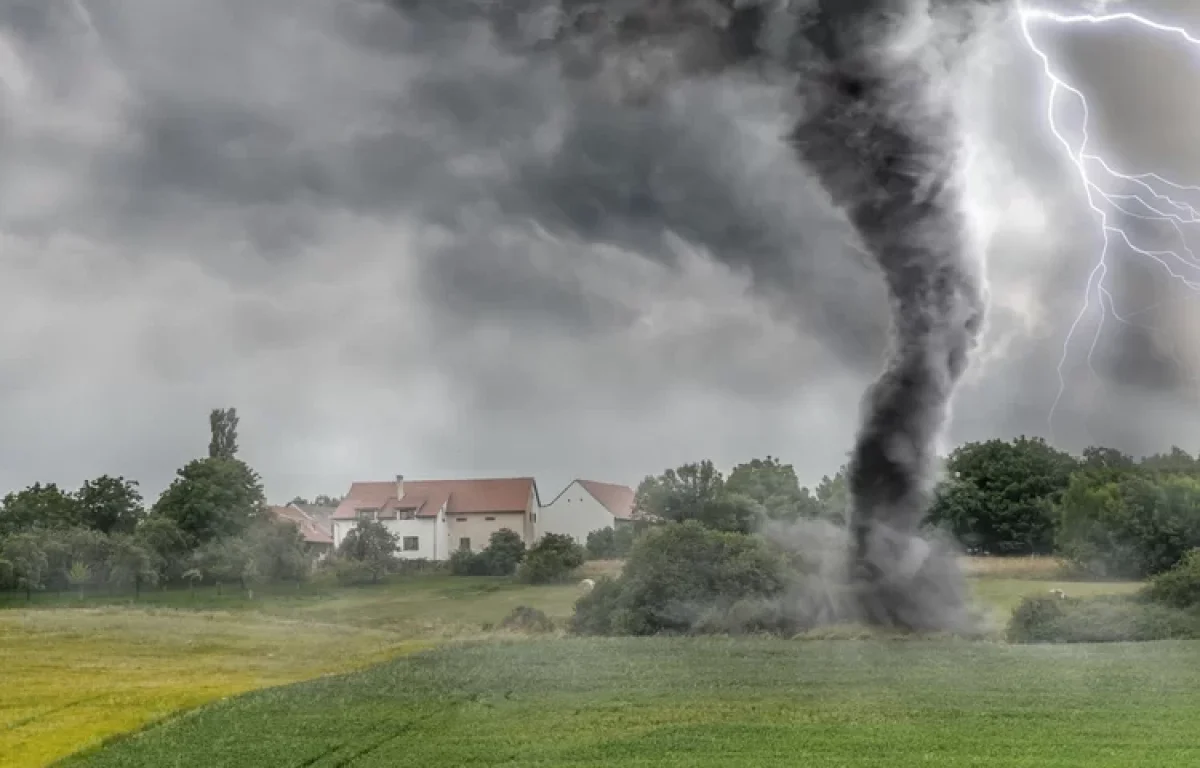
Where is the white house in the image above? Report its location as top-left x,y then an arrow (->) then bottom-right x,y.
331,476 -> 539,561
537,479 -> 636,546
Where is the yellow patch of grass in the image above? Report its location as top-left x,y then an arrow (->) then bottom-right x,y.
0,609 -> 424,768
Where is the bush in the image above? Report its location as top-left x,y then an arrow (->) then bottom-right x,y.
1144,549 -> 1200,609
327,557 -> 378,586
571,521 -> 791,636
571,577 -> 626,635
585,526 -> 635,560
449,529 -> 527,577
520,534 -> 586,584
498,605 -> 555,633
480,529 -> 526,576
1007,594 -> 1200,643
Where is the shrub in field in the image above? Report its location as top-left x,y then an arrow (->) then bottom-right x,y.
498,605 -> 555,633
1144,549 -> 1200,609
449,530 -> 526,577
520,534 -> 586,584
1007,594 -> 1200,643
571,521 -> 791,636
449,548 -> 485,576
327,558 -> 378,586
480,529 -> 526,576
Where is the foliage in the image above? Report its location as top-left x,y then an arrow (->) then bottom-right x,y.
483,529 -> 527,576
1,533 -> 49,598
571,521 -> 790,636
75,475 -> 145,535
195,537 -> 256,590
634,460 -> 761,534
520,533 -> 586,584
0,483 -> 81,536
726,456 -> 823,522
244,519 -> 311,584
814,465 -> 850,524
208,407 -> 240,460
585,526 -> 636,559
135,515 -> 192,583
1056,471 -> 1200,579
106,535 -> 158,595
1144,548 -> 1200,609
336,520 -> 398,583
498,605 -> 555,633
926,436 -> 1079,554
1007,594 -> 1200,643
152,458 -> 267,546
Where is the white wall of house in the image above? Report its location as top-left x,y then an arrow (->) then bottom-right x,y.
536,481 -> 615,546
447,512 -> 528,553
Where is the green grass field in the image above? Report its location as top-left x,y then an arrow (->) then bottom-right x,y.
0,560 -> 1161,767
63,638 -> 1200,767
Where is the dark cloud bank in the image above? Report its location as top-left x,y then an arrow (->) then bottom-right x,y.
1,0 -> 1198,508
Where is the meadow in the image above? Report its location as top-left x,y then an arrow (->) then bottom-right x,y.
0,558 -> 1159,767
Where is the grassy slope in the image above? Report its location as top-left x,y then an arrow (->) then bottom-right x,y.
0,578 -> 586,767
0,561 -> 1142,767
66,637 -> 1200,768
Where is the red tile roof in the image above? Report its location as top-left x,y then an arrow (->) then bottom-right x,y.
269,505 -> 334,545
332,478 -> 536,520
578,480 -> 636,520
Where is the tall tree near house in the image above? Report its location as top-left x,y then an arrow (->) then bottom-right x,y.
726,456 -> 824,522
153,458 -> 267,546
208,408 -> 240,460
634,461 -> 760,534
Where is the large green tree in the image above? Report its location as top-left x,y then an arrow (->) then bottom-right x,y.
134,515 -> 192,583
153,458 -> 267,546
0,483 -> 80,536
726,456 -> 823,522
925,436 -> 1079,555
76,475 -> 144,535
1057,471 -> 1200,579
634,460 -> 760,534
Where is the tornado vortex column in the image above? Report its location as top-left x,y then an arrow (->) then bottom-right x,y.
790,0 -> 986,630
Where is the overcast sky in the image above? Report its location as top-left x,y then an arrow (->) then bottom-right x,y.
2,0 -> 1199,504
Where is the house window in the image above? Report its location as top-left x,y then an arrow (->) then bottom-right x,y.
459,537 -> 471,551
403,536 -> 419,552
456,517 -> 467,522
485,516 -> 495,521
356,508 -> 376,521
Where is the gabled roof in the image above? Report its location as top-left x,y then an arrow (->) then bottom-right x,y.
270,505 -> 334,545
577,480 -> 636,520
332,478 -> 537,520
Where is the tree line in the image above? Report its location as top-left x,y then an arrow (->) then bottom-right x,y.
627,440 -> 1200,580
0,409 -> 317,599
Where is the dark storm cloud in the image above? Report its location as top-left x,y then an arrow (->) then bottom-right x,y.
0,0 -> 1198,504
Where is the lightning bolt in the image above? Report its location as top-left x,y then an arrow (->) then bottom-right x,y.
1015,4 -> 1200,435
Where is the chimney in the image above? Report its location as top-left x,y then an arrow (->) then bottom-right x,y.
395,474 -> 405,500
